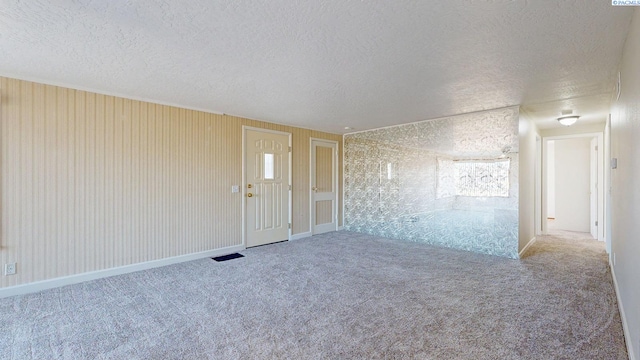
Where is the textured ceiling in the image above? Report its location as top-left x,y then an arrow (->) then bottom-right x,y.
0,1 -> 633,134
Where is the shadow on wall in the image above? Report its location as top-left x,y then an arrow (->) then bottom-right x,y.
344,107 -> 520,258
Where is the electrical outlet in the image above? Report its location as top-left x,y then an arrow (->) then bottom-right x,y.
4,263 -> 16,276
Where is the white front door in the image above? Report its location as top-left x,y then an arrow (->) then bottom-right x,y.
245,128 -> 290,247
311,139 -> 338,235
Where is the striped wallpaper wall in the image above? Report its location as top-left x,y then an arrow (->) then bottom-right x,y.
0,76 -> 342,288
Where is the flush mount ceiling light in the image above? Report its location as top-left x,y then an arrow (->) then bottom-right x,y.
557,115 -> 579,126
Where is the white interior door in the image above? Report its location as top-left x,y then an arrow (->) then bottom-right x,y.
245,128 -> 290,247
590,137 -> 598,239
311,139 -> 338,235
553,138 -> 591,232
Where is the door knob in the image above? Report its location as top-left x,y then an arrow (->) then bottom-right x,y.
247,193 -> 253,197
247,184 -> 252,189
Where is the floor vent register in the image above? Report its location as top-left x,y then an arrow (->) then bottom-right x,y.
212,253 -> 245,262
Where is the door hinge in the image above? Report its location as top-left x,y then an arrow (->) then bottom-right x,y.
289,184 -> 292,191
288,223 -> 291,229
289,146 -> 292,152
595,221 -> 598,226
595,145 -> 598,151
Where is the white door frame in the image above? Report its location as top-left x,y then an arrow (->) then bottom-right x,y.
589,137 -> 598,238
309,138 -> 339,235
604,115 -> 612,254
542,132 -> 604,241
242,126 -> 292,248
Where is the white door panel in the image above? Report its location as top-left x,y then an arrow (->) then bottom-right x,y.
245,129 -> 290,247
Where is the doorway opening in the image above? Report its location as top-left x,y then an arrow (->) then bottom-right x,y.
542,133 -> 604,242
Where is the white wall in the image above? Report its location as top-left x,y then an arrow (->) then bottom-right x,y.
518,112 -> 539,253
540,123 -> 605,137
610,8 -> 640,360
546,141 -> 556,218
553,138 -> 591,233
605,117 -> 612,253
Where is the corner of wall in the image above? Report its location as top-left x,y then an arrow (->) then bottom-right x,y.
518,112 -> 539,253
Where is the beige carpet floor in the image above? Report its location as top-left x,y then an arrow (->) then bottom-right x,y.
0,230 -> 628,359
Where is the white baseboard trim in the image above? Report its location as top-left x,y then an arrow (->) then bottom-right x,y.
518,237 -> 537,258
337,226 -> 344,231
611,263 -> 636,360
290,231 -> 312,241
0,244 -> 245,299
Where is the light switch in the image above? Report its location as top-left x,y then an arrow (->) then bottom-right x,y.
231,185 -> 239,193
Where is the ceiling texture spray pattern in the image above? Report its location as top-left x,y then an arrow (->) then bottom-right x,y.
0,1 -> 633,133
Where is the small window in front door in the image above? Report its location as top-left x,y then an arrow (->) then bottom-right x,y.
264,153 -> 275,180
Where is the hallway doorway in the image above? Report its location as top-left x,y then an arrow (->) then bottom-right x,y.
543,133 -> 604,241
